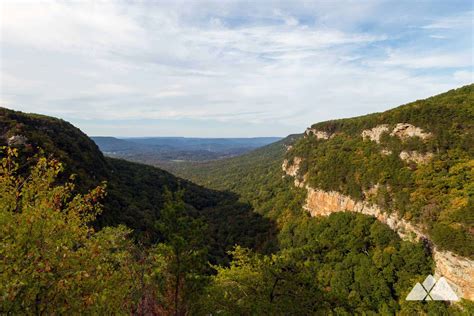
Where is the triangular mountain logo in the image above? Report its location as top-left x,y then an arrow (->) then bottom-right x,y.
406,275 -> 459,301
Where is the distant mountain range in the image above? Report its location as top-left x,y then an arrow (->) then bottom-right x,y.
91,136 -> 281,163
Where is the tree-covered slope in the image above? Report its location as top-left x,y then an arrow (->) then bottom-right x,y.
0,108 -> 109,190
199,212 -> 448,315
287,84 -> 473,257
167,85 -> 474,258
164,134 -> 303,218
0,108 -> 277,263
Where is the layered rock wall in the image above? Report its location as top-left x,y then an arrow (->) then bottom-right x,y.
303,187 -> 474,300
285,122 -> 471,300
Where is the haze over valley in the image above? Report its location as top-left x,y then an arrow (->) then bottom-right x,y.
92,136 -> 281,164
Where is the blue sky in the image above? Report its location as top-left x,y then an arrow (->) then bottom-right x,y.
0,0 -> 472,137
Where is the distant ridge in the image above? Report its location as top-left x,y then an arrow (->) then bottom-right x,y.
92,136 -> 282,162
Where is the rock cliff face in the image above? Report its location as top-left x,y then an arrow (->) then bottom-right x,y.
305,128 -> 332,140
286,118 -> 471,300
361,123 -> 432,143
301,187 -> 474,300
391,123 -> 432,140
361,125 -> 390,143
433,251 -> 474,301
282,157 -> 306,188
303,187 -> 425,240
282,157 -> 473,300
282,157 -> 302,177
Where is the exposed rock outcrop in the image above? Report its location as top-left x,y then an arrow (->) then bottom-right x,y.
7,135 -> 28,146
282,157 -> 302,177
288,121 -> 470,300
305,128 -> 332,140
282,157 -> 307,187
303,187 -> 425,240
434,250 -> 474,301
294,173 -> 307,188
361,125 -> 390,143
381,149 -> 392,156
391,123 -> 432,140
362,123 -> 432,143
302,187 -> 474,300
399,151 -> 434,164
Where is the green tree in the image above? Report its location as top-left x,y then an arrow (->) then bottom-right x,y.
200,213 -> 455,315
154,189 -> 208,315
0,148 -> 150,314
199,246 -> 328,315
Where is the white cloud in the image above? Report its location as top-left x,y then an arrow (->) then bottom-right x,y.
0,1 -> 472,137
378,51 -> 472,69
1,1 -> 146,55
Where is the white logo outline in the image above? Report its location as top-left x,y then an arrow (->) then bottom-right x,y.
406,275 -> 459,301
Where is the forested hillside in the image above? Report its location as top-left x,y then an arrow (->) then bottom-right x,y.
169,85 -> 474,258
165,134 -> 302,218
287,84 -> 474,258
166,85 -> 474,307
0,108 -> 277,264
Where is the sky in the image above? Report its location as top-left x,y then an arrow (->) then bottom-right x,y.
0,0 -> 472,137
